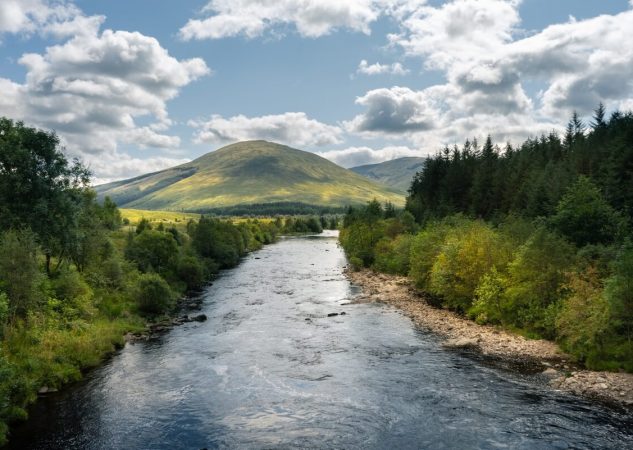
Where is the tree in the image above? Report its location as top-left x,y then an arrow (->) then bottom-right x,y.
0,118 -> 91,274
591,102 -> 607,130
550,176 -> 624,247
135,273 -> 174,316
125,230 -> 178,274
0,230 -> 43,319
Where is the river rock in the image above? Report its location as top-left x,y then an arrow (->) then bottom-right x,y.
192,314 -> 207,322
443,337 -> 479,349
542,368 -> 559,377
327,312 -> 339,317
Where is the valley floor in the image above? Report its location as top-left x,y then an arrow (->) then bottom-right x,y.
346,268 -> 633,409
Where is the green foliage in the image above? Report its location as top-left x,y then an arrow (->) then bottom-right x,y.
0,118 -> 91,274
192,217 -> 242,268
342,104 -> 633,374
0,354 -> 29,447
0,293 -> 8,338
125,230 -> 178,274
409,220 -> 453,290
502,227 -> 575,338
136,218 -> 152,234
134,273 -> 175,316
100,197 -> 122,230
471,268 -> 506,325
550,176 -> 625,247
0,230 -> 44,319
603,242 -> 633,368
283,216 -> 323,234
407,108 -> 633,225
373,234 -> 413,275
557,266 -> 611,367
428,220 -> 512,312
177,256 -> 205,290
339,221 -> 385,267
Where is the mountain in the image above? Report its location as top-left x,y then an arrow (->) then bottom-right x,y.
350,157 -> 425,192
95,141 -> 405,211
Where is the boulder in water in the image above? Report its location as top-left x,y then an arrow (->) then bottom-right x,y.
443,337 -> 479,349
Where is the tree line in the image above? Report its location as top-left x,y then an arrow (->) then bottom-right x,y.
341,105 -> 633,373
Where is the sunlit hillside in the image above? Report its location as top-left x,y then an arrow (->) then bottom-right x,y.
96,141 -> 405,211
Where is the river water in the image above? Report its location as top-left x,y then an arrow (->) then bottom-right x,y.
7,232 -> 633,449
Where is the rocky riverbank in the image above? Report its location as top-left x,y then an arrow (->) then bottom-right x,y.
346,267 -> 633,409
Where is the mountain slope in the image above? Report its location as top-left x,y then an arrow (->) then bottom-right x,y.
96,141 -> 404,211
350,157 -> 425,192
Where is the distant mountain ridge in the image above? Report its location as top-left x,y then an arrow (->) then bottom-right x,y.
350,156 -> 425,192
95,141 -> 404,211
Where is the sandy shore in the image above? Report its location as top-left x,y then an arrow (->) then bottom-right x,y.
346,267 -> 633,409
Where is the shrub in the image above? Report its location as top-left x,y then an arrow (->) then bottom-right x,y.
49,269 -> 94,319
428,220 -> 513,312
557,266 -> 610,365
502,226 -> 575,338
339,221 -> 385,267
373,234 -> 413,275
125,230 -> 178,274
177,256 -> 206,290
470,267 -> 506,324
409,221 -> 452,289
135,273 -> 175,316
0,293 -> 8,338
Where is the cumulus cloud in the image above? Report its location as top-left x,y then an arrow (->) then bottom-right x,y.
318,145 -> 423,167
357,59 -> 409,76
0,26 -> 209,158
343,1 -> 633,152
345,86 -> 441,135
179,0 -> 390,40
0,0 -> 103,38
392,0 -> 521,70
88,153 -> 191,186
190,112 -> 343,147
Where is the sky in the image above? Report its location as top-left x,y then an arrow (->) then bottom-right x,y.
1,0 -> 632,184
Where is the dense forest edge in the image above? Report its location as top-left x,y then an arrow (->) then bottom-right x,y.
0,118 -> 334,445
340,104 -> 633,376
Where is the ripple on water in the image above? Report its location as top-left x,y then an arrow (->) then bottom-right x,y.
6,234 -> 633,450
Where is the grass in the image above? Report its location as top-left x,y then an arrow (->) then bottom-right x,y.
99,141 -> 405,211
120,208 -> 201,225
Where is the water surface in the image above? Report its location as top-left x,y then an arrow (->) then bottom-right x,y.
8,232 -> 633,449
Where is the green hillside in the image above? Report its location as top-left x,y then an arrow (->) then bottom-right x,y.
95,141 -> 404,211
350,157 -> 425,192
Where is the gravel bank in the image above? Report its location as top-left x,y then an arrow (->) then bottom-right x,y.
346,267 -> 633,409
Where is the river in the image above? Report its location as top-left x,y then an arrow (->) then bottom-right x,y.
7,232 -> 633,449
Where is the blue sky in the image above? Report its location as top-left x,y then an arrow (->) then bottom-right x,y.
1,0 -> 632,183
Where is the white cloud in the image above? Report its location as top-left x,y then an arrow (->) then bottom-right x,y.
0,0 -> 103,38
345,86 -> 442,136
180,0 -> 392,40
0,26 -> 209,158
357,59 -> 409,76
318,145 -> 423,167
392,0 -> 521,70
88,153 -> 191,185
190,112 -> 343,147
344,1 -> 633,153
